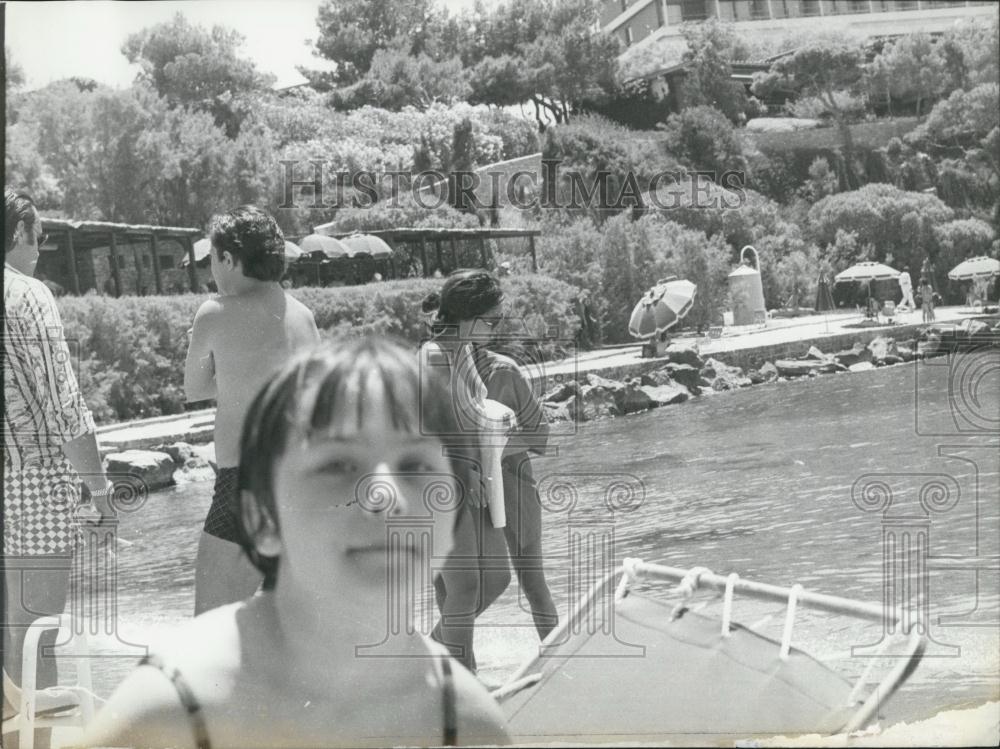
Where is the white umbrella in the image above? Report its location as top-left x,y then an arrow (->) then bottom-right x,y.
299,234 -> 352,258
834,262 -> 900,283
947,256 -> 1000,281
341,234 -> 394,259
628,278 -> 697,339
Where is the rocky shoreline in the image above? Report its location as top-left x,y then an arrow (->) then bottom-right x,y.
541,318 -> 1000,423
100,318 -> 999,489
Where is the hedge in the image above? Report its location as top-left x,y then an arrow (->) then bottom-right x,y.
58,275 -> 581,425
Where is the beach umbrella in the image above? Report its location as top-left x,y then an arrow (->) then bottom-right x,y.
628,278 -> 697,339
298,234 -> 352,259
947,256 -> 1000,281
834,262 -> 900,307
182,238 -> 302,266
833,261 -> 900,283
341,233 -> 394,259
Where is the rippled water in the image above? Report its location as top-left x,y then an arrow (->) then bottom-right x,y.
81,358 -> 999,725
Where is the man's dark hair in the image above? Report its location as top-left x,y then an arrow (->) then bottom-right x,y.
5,188 -> 37,254
209,205 -> 285,282
236,336 -> 473,589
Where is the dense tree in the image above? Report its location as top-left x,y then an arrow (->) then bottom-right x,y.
5,45 -> 25,92
866,33 -> 947,117
658,105 -> 745,177
122,13 -> 273,136
329,41 -> 470,110
753,41 -> 865,186
676,21 -> 749,124
302,0 -> 440,87
466,0 -> 619,131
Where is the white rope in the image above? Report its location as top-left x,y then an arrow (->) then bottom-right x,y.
721,572 -> 740,637
616,557 -> 644,601
669,566 -> 713,621
779,584 -> 804,660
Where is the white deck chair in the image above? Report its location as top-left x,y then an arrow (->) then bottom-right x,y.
2,614 -> 101,749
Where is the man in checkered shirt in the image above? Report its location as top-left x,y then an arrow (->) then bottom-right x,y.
4,189 -> 114,742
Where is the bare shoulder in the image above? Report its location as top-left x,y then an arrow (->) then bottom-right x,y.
193,297 -> 223,324
78,664 -> 197,749
450,663 -> 512,746
81,604 -> 244,748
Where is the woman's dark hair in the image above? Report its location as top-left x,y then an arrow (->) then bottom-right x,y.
236,336 -> 472,589
5,188 -> 37,254
421,268 -> 504,325
209,205 -> 285,282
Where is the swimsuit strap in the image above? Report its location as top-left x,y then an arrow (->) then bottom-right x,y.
139,654 -> 212,749
439,653 -> 458,746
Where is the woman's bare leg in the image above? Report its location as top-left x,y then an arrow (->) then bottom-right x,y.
503,529 -> 558,641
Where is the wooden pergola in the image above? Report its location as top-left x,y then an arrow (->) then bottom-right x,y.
313,226 -> 542,276
39,218 -> 203,296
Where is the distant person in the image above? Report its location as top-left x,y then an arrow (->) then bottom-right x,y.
185,206 -> 320,615
83,338 -> 510,748
898,267 -> 916,311
918,277 -> 936,322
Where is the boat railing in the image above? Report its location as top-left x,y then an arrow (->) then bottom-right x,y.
495,557 -> 927,735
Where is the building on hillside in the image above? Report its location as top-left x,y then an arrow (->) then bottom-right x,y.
35,218 -> 204,297
602,1 -> 997,50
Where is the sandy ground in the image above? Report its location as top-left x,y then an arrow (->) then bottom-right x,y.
747,700 -> 999,748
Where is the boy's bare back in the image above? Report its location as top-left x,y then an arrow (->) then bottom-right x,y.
185,286 -> 319,467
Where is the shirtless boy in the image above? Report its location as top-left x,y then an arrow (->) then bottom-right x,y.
184,206 -> 319,615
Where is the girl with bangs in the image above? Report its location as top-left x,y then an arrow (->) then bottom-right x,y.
82,338 -> 509,748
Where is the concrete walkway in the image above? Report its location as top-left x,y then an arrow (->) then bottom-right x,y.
95,306 -> 989,452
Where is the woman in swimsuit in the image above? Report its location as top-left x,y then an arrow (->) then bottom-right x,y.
81,338 -> 509,748
420,271 -> 517,675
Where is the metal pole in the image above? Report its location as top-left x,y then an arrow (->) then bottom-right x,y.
528,234 -> 538,273
150,234 -> 163,295
419,238 -> 429,277
109,232 -> 122,297
478,233 -> 487,268
65,229 -> 80,295
449,236 -> 459,270
131,238 -> 144,295
185,237 -> 198,293
435,240 -> 443,274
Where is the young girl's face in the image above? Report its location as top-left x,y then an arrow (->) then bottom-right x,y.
270,370 -> 459,596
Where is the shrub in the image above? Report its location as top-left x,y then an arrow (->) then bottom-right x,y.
59,275 -> 580,424
657,105 -> 746,176
807,183 -> 955,271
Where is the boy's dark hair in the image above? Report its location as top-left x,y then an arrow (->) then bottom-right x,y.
236,336 -> 473,589
421,268 -> 504,325
5,188 -> 37,254
209,205 -> 285,282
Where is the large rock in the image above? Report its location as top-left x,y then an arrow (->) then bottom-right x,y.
665,363 -> 701,393
173,456 -> 217,485
758,362 -> 780,382
615,380 -> 657,415
833,342 -> 872,368
640,367 -> 673,387
578,385 -> 619,421
190,442 -> 218,472
639,382 -> 689,406
105,450 -> 175,491
959,318 -> 993,346
805,345 -> 828,360
917,332 -> 943,358
774,359 -> 843,377
586,373 -> 625,392
544,396 -> 576,423
701,357 -> 751,391
544,380 -> 580,404
849,362 -> 876,373
896,344 -> 915,362
155,441 -> 194,465
868,336 -> 899,365
665,343 -> 704,370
